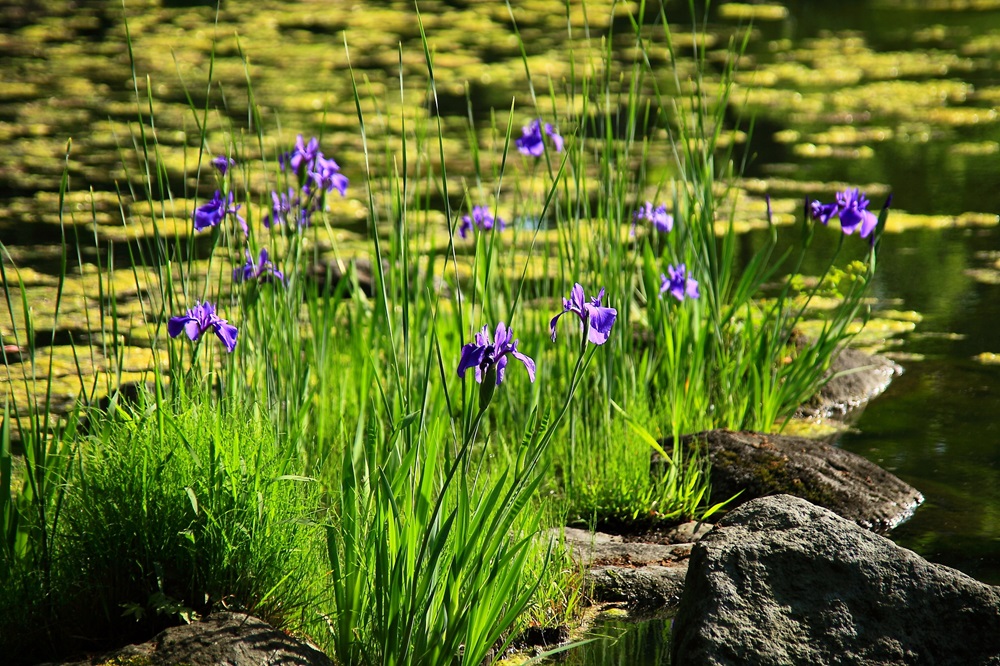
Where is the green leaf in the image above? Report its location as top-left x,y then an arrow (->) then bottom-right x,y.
609,399 -> 671,461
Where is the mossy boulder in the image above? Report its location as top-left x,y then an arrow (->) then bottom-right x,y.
662,429 -> 923,533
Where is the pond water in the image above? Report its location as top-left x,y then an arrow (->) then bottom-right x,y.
2,0 -> 1000,662
729,1 -> 1000,588
551,616 -> 673,665
842,224 -> 1000,586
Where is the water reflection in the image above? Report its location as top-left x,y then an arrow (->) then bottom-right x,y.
547,617 -> 672,666
838,224 -> 1000,583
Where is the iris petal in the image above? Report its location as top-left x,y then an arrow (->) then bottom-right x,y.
585,305 -> 617,345
511,348 -> 535,382
457,342 -> 487,378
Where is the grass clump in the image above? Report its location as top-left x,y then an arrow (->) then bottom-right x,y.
0,389 -> 324,662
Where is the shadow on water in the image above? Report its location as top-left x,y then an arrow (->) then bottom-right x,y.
547,617 -> 673,666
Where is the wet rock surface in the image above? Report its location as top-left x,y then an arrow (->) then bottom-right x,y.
665,429 -> 924,532
560,523 -> 711,611
38,612 -> 333,666
671,495 -> 1000,666
796,345 -> 902,420
586,565 -> 689,611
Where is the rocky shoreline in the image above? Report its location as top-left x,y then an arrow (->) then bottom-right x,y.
555,347 -> 1000,664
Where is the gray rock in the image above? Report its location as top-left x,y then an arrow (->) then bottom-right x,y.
587,565 -> 688,611
40,612 -> 332,666
150,612 -> 331,666
666,429 -> 923,532
796,344 -> 902,420
663,520 -> 714,544
558,527 -> 702,611
560,526 -> 699,567
672,495 -> 1000,666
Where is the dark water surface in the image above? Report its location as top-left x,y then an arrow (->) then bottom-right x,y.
553,617 -> 673,665
843,224 -> 1000,586
743,2 -> 1000,588
2,0 -> 1000,661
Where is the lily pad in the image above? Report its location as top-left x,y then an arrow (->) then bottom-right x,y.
973,352 -> 1000,365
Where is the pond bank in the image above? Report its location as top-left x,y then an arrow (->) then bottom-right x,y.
533,346 -> 946,663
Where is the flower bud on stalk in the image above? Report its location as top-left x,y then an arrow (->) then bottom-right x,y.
479,365 -> 498,411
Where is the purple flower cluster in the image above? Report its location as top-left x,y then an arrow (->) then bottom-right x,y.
168,301 -> 238,353
457,284 -> 617,391
516,119 -> 564,157
458,205 -> 506,239
267,135 -> 349,228
234,248 -> 285,284
177,137 -> 351,353
280,135 -> 349,196
265,188 -> 308,228
633,202 -> 673,234
630,201 -> 699,305
193,190 -> 247,236
809,188 -> 880,240
660,264 -> 700,302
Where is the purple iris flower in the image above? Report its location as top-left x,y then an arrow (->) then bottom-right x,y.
280,135 -> 321,173
458,205 -> 506,239
633,202 -> 673,234
211,155 -> 236,175
309,155 -> 349,197
549,283 -> 617,346
457,216 -> 473,239
264,188 -> 315,229
457,322 -> 536,385
809,200 -> 839,225
277,135 -> 349,206
264,189 -> 293,228
516,119 -> 564,157
660,264 -> 700,302
835,189 -> 879,238
193,190 -> 247,236
543,122 -> 564,152
167,301 -> 238,352
234,248 -> 285,284
809,188 -> 880,239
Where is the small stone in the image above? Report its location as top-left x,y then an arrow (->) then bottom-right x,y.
659,520 -> 714,544
588,565 -> 687,612
557,528 -> 695,610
